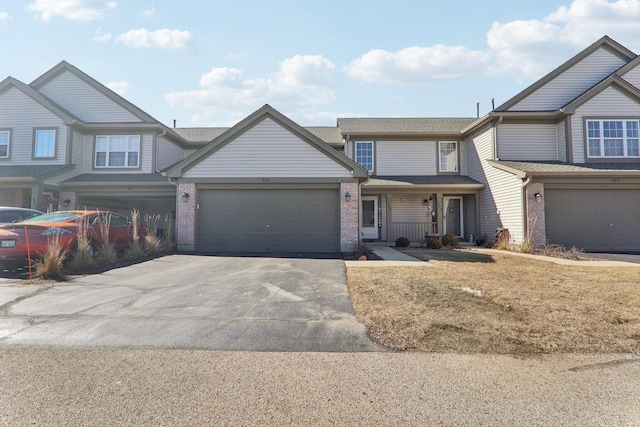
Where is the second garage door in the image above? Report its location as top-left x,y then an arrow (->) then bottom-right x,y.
545,189 -> 640,252
197,188 -> 340,253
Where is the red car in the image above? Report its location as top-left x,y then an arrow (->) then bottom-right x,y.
0,210 -> 138,269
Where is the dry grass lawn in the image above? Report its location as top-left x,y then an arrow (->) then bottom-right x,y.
347,249 -> 640,355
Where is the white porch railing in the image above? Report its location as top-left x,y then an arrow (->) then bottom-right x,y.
391,221 -> 438,242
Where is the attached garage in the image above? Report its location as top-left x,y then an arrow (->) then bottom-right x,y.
545,189 -> 640,252
197,187 -> 339,252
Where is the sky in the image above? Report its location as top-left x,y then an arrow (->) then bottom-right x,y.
3,0 -> 640,128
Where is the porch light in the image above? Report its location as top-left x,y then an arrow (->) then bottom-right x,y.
182,192 -> 190,202
62,199 -> 71,207
345,192 -> 351,202
534,192 -> 542,202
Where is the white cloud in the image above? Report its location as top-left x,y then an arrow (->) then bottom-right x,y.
345,45 -> 493,83
143,6 -> 155,17
115,28 -> 193,50
26,0 -> 116,22
165,55 -> 336,126
92,29 -> 112,42
106,80 -> 133,95
0,12 -> 11,22
346,0 -> 640,84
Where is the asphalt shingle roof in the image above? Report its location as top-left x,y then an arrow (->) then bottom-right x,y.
0,165 -> 71,178
337,118 -> 477,135
63,173 -> 170,183
492,160 -> 640,174
366,175 -> 483,186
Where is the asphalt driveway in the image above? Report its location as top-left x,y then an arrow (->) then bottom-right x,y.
0,255 -> 384,352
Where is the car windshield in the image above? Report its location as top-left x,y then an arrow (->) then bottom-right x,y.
21,212 -> 82,223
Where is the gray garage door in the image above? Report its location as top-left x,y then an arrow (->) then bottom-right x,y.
197,188 -> 339,252
545,189 -> 640,252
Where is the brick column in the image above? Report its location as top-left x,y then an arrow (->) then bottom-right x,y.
177,183 -> 196,251
340,182 -> 360,252
526,183 -> 546,245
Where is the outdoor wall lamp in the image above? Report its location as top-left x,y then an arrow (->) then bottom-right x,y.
182,192 -> 190,202
534,192 -> 542,202
344,192 -> 351,202
62,199 -> 71,207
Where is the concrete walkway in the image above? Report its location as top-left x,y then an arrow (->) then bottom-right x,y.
344,243 -> 432,268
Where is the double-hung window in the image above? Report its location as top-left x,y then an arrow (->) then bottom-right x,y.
439,141 -> 458,172
0,130 -> 9,158
587,119 -> 640,158
95,135 -> 140,168
355,141 -> 374,172
34,129 -> 56,158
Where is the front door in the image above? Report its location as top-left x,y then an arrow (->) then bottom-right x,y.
443,196 -> 463,237
361,196 -> 379,240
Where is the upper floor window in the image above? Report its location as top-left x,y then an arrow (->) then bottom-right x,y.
34,129 -> 56,158
95,135 -> 140,168
355,141 -> 374,171
0,130 -> 9,158
587,119 -> 640,158
439,141 -> 458,172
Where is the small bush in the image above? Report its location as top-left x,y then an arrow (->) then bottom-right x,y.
144,233 -> 162,255
34,234 -> 67,280
441,233 -> 459,247
475,234 -> 489,247
426,238 -> 443,249
494,227 -> 511,250
395,237 -> 411,247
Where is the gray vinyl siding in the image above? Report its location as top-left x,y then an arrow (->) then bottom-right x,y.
380,193 -> 387,241
392,194 -> 430,221
0,87 -> 66,164
183,118 -> 352,178
0,189 -> 17,205
458,140 -> 467,175
376,141 -> 437,175
571,86 -> 640,163
510,48 -> 628,111
157,136 -> 186,170
37,70 -> 142,123
621,64 -> 640,88
466,124 -> 523,243
464,196 -> 476,239
556,121 -> 567,162
497,123 -> 558,161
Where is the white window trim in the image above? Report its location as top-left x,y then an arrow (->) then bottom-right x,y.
355,141 -> 374,172
586,119 -> 640,158
33,129 -> 57,159
438,141 -> 458,172
95,135 -> 141,168
0,130 -> 9,159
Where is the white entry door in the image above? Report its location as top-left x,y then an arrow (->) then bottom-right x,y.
443,196 -> 463,237
361,196 -> 379,240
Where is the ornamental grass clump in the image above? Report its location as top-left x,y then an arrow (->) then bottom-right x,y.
162,213 -> 175,253
143,213 -> 162,255
124,208 -> 145,259
95,212 -> 118,265
34,234 -> 67,280
69,214 -> 95,270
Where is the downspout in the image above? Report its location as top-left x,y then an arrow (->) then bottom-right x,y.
521,174 -> 531,244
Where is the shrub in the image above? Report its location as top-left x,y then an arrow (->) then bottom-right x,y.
95,212 -> 119,265
475,234 -> 489,247
143,213 -> 162,255
441,233 -> 459,247
494,227 -> 511,250
426,238 -> 443,249
125,209 -> 145,259
34,234 -> 67,280
395,237 -> 411,247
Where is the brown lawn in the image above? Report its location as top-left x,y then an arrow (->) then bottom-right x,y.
347,249 -> 640,355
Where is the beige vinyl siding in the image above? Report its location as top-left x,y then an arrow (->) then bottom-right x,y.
380,193 -> 387,241
0,189 -> 17,205
37,70 -> 141,123
511,48 -> 628,111
620,64 -> 640,88
458,140 -> 467,175
0,87 -> 66,164
556,120 -> 567,162
184,118 -> 352,178
497,123 -> 558,161
81,133 -> 153,173
157,136 -> 186,170
466,125 -> 525,242
376,141 -> 436,175
571,86 -> 640,163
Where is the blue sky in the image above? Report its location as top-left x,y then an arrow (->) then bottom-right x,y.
3,0 -> 640,127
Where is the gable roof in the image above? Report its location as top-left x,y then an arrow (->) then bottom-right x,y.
0,76 -> 80,124
561,74 -> 640,113
495,35 -> 637,112
489,160 -> 640,178
164,104 -> 368,178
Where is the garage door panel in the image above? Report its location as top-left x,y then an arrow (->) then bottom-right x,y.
197,189 -> 339,252
545,189 -> 640,251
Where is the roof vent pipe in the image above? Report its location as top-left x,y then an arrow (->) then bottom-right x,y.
476,102 -> 479,118
173,119 -> 176,128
